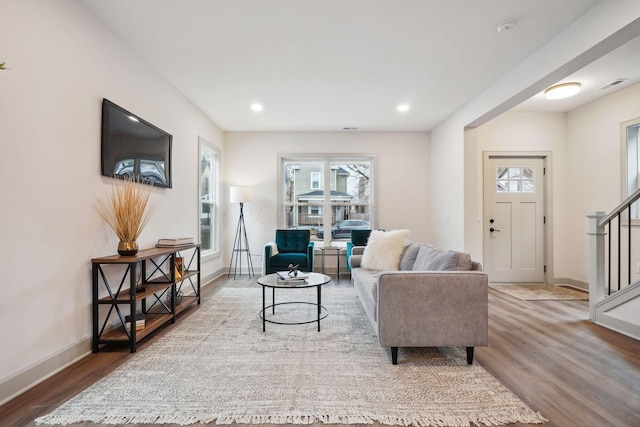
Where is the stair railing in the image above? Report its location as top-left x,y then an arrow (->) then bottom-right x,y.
588,186 -> 640,319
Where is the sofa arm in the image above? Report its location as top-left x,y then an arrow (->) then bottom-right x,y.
377,271 -> 488,348
349,254 -> 364,269
348,246 -> 366,269
352,246 -> 365,255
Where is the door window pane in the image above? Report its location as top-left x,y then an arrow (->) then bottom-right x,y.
496,167 -> 536,193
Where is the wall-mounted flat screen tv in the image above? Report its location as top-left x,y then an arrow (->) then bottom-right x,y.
101,98 -> 172,188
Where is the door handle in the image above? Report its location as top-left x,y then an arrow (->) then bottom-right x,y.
490,227 -> 500,232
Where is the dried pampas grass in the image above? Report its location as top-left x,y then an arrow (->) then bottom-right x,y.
93,177 -> 155,242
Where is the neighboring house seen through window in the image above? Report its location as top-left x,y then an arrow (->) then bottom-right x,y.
280,155 -> 374,244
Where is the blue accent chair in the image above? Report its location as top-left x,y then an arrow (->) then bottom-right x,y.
346,229 -> 371,271
264,230 -> 315,274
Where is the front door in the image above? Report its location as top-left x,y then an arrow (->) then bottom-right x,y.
483,156 -> 545,283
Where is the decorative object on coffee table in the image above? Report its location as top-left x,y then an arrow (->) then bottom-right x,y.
228,186 -> 255,278
93,176 -> 155,256
287,263 -> 299,276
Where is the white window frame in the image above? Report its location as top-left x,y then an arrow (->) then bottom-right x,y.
278,153 -> 376,244
621,117 -> 640,220
310,171 -> 321,189
199,138 -> 221,257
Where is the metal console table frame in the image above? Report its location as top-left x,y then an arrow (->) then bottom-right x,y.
91,244 -> 201,353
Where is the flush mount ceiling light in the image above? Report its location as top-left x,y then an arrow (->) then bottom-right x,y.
397,104 -> 410,112
250,103 -> 263,112
544,82 -> 582,100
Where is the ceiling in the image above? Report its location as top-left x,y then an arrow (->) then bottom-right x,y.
80,0 -> 640,132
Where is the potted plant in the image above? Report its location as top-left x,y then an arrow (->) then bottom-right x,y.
93,177 -> 155,255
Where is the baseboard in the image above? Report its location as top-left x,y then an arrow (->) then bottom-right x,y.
552,277 -> 589,291
0,274 -> 226,407
0,337 -> 91,406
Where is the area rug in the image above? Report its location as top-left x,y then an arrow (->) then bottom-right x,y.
36,287 -> 547,426
490,284 -> 588,301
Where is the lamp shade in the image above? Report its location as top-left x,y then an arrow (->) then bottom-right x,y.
230,186 -> 253,203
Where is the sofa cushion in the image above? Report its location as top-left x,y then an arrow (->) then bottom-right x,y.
361,229 -> 409,271
399,242 -> 421,271
412,245 -> 473,271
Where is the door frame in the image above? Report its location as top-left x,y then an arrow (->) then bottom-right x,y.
482,151 -> 554,284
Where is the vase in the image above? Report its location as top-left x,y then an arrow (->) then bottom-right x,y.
118,240 -> 139,256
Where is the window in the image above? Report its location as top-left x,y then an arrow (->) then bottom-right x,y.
496,167 -> 535,193
280,155 -> 374,243
310,172 -> 321,189
199,140 -> 221,255
622,117 -> 640,218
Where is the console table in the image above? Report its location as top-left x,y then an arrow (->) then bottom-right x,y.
91,244 -> 200,353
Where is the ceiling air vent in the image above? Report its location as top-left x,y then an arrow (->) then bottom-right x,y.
600,79 -> 628,90
343,127 -> 358,131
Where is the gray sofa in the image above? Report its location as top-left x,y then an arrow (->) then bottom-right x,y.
349,241 -> 488,365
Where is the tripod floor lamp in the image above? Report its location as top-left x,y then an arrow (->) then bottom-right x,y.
229,186 -> 255,279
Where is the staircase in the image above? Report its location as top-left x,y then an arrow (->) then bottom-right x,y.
588,188 -> 640,340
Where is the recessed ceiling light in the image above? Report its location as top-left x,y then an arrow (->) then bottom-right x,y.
250,103 -> 263,112
397,104 -> 410,112
544,82 -> 581,100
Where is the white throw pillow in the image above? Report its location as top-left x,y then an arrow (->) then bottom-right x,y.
360,229 -> 409,271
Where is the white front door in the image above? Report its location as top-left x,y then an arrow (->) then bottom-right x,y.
483,156 -> 545,283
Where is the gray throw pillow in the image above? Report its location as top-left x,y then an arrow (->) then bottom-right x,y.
399,242 -> 421,271
412,245 -> 458,271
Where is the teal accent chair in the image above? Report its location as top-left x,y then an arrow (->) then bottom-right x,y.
264,230 -> 315,274
347,229 -> 371,271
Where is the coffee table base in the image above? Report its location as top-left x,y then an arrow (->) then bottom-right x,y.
257,273 -> 331,332
260,301 -> 329,329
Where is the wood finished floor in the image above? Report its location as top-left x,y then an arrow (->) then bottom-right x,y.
2,277 -> 640,427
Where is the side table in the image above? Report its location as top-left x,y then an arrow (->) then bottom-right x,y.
319,246 -> 345,278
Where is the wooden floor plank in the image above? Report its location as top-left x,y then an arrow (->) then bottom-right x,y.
1,277 -> 639,427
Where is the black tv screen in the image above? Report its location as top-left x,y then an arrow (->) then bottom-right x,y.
101,99 -> 172,188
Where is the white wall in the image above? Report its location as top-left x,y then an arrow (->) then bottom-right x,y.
223,131 -> 431,271
431,122 -> 465,250
0,0 -> 223,403
564,81 -> 640,283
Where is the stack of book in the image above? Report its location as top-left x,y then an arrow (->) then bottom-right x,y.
276,271 -> 309,282
156,237 -> 194,247
174,256 -> 184,279
125,313 -> 145,331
